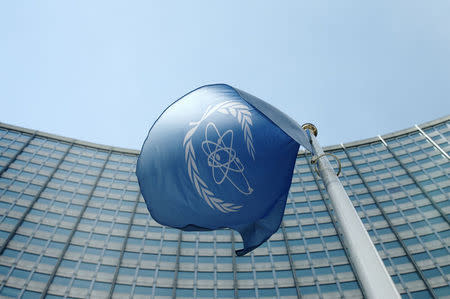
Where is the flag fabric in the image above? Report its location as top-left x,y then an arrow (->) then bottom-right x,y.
137,84 -> 312,255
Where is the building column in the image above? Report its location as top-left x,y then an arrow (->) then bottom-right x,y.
108,191 -> 141,298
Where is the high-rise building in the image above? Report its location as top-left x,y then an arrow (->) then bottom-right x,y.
0,116 -> 448,299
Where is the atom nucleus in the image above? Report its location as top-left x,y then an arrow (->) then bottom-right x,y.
201,122 -> 253,195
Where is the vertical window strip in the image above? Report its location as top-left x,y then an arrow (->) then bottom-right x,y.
128,217 -> 151,298
64,225 -> 112,298
151,226 -> 166,297
107,191 -> 141,298
193,232 -> 199,298
171,230 -> 182,299
39,150 -> 112,299
231,231 -> 238,299
45,186 -> 103,297
290,175 -> 329,299
279,222 -> 302,298
213,231 -> 218,299
341,145 -> 437,299
265,240 -> 280,298
249,252 -> 259,298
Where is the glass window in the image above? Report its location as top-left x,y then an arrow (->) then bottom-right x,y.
118,267 -> 136,277
11,268 -> 30,279
217,271 -> 233,280
99,264 -> 116,273
2,249 -> 19,259
310,251 -> 327,259
296,268 -> 313,277
434,286 -> 450,297
86,247 -> 102,256
123,252 -> 139,260
53,276 -> 71,286
41,256 -> 57,266
67,244 -> 83,252
179,255 -> 195,263
56,227 -> 71,236
272,254 -> 289,262
412,252 -> 429,261
216,289 -> 234,298
196,289 -> 214,298
0,286 -> 21,297
392,256 -> 410,265
237,271 -> 253,280
73,278 -> 91,288
104,249 -> 120,258
158,270 -> 174,279
423,268 -> 441,279
315,266 -> 333,276
138,268 -> 155,277
32,272 -> 50,283
79,262 -> 97,272
48,241 -> 64,250
430,248 -> 448,258
113,283 -> 132,294
22,252 -> 39,262
320,283 -> 339,293
341,281 -> 359,290
154,287 -> 172,296
93,281 -> 111,291
300,285 -> 319,295
22,290 -> 41,298
238,289 -> 256,298
334,264 -> 352,273
61,260 -> 77,269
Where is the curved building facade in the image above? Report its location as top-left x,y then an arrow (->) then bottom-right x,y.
0,116 -> 448,299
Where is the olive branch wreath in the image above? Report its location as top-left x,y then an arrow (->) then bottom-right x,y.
182,101 -> 255,213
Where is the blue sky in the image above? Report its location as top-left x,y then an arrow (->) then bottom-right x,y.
1,1 -> 449,150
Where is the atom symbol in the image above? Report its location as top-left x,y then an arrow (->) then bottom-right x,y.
201,122 -> 253,195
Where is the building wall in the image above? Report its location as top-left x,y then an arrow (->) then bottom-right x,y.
0,116 -> 448,299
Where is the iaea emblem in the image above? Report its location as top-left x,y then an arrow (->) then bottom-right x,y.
183,101 -> 255,213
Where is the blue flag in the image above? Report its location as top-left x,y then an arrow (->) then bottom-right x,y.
137,84 -> 312,255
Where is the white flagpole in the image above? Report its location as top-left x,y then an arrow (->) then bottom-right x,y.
302,123 -> 400,299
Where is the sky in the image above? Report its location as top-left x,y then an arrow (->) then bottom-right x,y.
1,1 -> 449,150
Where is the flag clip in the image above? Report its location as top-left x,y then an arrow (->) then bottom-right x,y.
311,153 -> 342,177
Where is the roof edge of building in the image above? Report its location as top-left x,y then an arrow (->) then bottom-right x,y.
1,114 -> 448,155
0,121 -> 140,155
298,114 -> 449,154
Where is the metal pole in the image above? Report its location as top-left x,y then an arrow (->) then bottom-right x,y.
302,123 -> 400,299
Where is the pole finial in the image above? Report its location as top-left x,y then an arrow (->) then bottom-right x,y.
302,123 -> 318,136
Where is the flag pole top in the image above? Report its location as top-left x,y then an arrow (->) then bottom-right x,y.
302,123 -> 318,137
